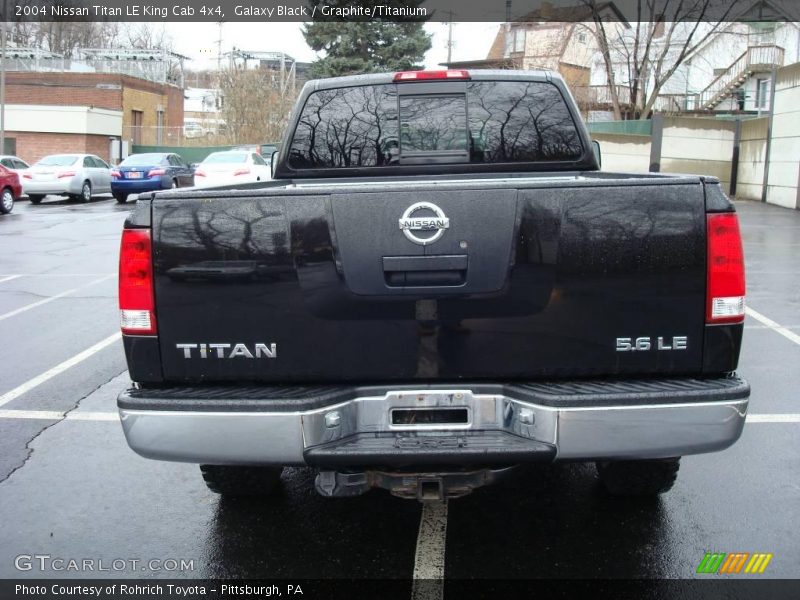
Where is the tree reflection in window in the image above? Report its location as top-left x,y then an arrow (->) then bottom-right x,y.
287,80 -> 583,169
467,81 -> 583,162
288,85 -> 398,169
399,95 -> 467,152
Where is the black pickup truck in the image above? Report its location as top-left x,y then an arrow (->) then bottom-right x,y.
117,70 -> 749,501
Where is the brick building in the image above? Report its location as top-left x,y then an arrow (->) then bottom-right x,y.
2,51 -> 185,164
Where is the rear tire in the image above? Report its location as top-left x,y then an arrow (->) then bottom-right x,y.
200,465 -> 284,497
79,181 -> 92,202
28,194 -> 44,205
114,193 -> 128,204
0,188 -> 14,214
595,458 -> 680,496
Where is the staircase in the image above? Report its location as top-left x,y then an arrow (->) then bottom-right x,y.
698,45 -> 784,110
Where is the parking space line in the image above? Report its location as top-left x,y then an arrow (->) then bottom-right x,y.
0,275 -> 23,284
0,274 -> 114,323
0,410 -> 119,421
745,307 -> 800,346
411,501 -> 448,600
0,332 -> 121,408
746,413 -> 800,423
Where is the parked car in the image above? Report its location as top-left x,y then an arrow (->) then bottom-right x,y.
231,143 -> 280,158
111,153 -> 195,204
0,155 -> 31,197
183,122 -> 210,139
0,164 -> 22,214
24,154 -> 112,204
193,151 -> 271,188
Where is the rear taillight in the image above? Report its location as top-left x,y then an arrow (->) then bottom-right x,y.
148,168 -> 166,177
111,170 -> 121,178
57,171 -> 76,178
119,229 -> 157,335
194,170 -> 206,177
394,69 -> 471,82
233,168 -> 250,176
706,213 -> 745,324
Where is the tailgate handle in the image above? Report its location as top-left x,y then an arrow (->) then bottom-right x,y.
383,255 -> 467,287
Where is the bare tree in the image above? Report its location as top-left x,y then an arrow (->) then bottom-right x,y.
8,21 -> 120,57
119,23 -> 173,51
584,0 -> 737,119
218,66 -> 297,144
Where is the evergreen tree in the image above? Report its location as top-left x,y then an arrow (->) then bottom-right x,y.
303,1 -> 432,78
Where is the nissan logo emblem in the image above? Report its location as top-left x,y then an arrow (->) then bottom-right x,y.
398,202 -> 450,245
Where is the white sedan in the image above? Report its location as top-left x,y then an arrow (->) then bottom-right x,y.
23,154 -> 112,204
192,151 -> 271,189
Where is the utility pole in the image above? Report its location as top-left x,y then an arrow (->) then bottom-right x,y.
1,0 -> 6,154
504,1 -> 512,59
216,21 -> 223,72
445,11 -> 455,65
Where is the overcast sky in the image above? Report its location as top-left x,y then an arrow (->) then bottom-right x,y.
165,21 -> 500,73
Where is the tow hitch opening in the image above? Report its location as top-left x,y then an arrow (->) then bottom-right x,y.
313,467 -> 516,502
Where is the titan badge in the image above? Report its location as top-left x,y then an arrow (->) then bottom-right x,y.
176,343 -> 277,359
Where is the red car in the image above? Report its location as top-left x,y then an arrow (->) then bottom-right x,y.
0,164 -> 22,214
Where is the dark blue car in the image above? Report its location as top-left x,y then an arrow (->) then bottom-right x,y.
111,153 -> 194,203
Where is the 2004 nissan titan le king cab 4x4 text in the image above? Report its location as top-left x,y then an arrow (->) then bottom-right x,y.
117,70 -> 749,502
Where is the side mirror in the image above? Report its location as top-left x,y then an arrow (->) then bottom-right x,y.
270,151 -> 279,178
591,140 -> 602,169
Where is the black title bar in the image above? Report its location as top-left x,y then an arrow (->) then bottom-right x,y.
2,0 -> 799,23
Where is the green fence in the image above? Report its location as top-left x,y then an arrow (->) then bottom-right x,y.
587,120 -> 653,136
131,145 -> 237,164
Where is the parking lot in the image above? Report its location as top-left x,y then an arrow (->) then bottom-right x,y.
0,196 -> 798,597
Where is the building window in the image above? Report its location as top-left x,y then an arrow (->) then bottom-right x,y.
156,110 -> 165,145
505,26 -> 526,55
576,31 -> 587,44
131,110 -> 144,145
514,28 -> 525,53
756,78 -> 769,109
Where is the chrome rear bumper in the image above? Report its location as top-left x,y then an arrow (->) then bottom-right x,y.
118,378 -> 749,466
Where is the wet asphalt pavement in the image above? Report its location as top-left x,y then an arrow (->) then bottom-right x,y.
0,195 -> 798,596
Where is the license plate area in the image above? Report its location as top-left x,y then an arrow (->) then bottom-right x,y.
127,172 -> 142,179
391,408 -> 469,426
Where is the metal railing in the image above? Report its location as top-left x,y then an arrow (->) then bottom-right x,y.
122,125 -> 235,147
3,57 -> 181,86
574,45 -> 785,114
697,45 -> 784,109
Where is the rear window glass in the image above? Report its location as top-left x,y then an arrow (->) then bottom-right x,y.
121,154 -> 166,166
400,95 -> 468,153
37,155 -> 79,167
287,80 -> 583,170
203,152 -> 247,164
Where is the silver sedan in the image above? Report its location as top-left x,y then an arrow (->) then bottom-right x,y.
24,154 -> 112,204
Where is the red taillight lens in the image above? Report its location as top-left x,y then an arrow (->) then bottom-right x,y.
119,229 -> 157,335
394,69 -> 471,82
707,213 -> 745,324
194,170 -> 206,177
111,170 -> 121,178
148,168 -> 166,177
57,171 -> 76,178
233,168 -> 250,176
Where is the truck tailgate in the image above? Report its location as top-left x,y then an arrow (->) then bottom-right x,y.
150,176 -> 706,383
